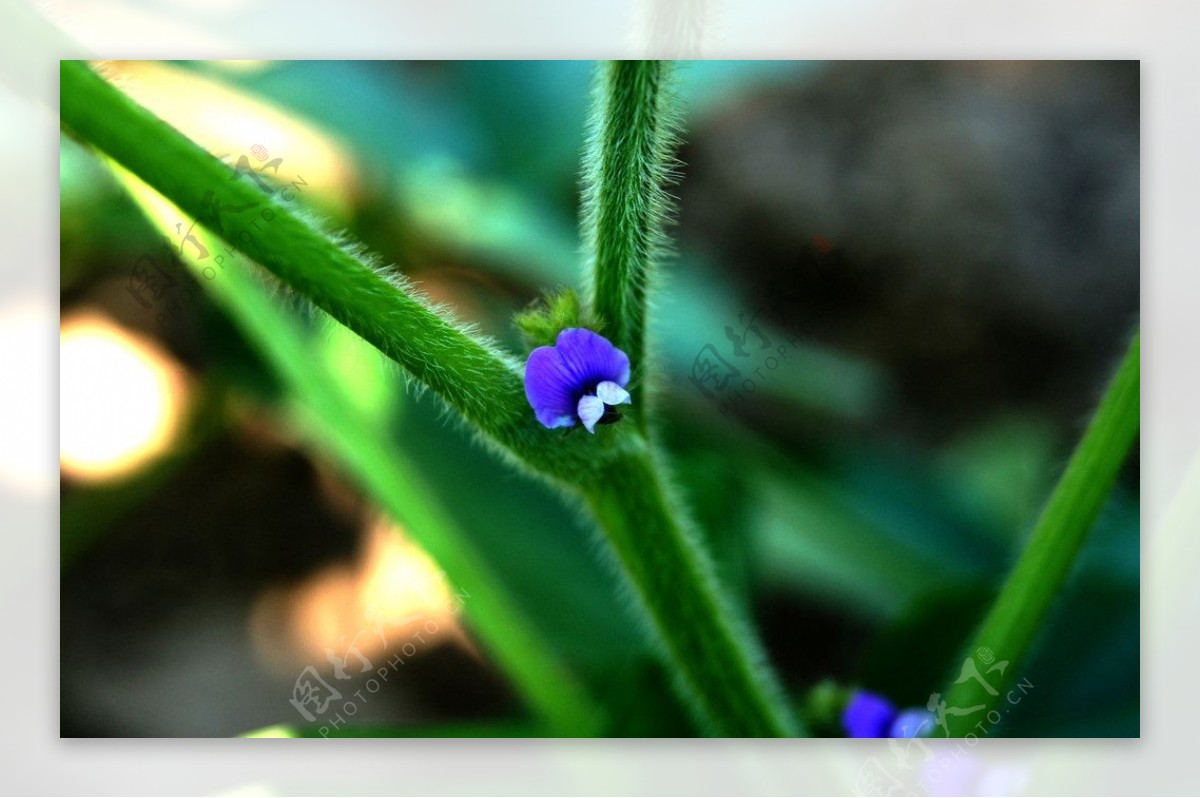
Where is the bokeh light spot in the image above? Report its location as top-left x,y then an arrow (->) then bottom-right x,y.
60,311 -> 188,482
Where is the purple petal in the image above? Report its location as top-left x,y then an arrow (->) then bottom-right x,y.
842,691 -> 897,738
596,380 -> 631,406
888,708 -> 934,738
524,346 -> 579,428
523,328 -> 633,430
577,394 -> 605,433
554,328 -> 630,389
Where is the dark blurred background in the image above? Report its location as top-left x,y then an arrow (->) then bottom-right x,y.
59,60 -> 1139,737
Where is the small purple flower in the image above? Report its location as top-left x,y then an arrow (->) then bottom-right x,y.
524,328 -> 631,433
889,707 -> 935,738
842,690 -> 896,738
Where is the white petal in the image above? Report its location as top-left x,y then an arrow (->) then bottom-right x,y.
596,380 -> 631,406
577,394 -> 605,433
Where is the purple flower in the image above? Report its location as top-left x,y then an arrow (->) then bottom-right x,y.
523,328 -> 631,433
889,707 -> 935,738
842,690 -> 896,738
842,691 -> 934,738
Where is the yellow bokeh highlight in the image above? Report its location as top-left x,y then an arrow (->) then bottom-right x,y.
96,59 -> 358,216
249,515 -> 462,673
59,311 -> 189,482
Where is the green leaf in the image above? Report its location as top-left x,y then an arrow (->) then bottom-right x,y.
513,288 -> 603,350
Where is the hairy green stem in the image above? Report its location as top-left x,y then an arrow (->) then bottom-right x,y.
585,446 -> 798,736
582,60 -> 676,427
61,59 -> 796,737
60,59 -> 583,477
112,164 -> 601,735
578,60 -> 797,735
940,332 -> 1140,734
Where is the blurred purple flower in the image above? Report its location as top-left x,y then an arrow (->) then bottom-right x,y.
524,328 -> 631,433
889,707 -> 935,738
842,690 -> 897,738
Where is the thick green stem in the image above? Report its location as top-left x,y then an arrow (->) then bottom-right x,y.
578,60 -> 796,735
940,332 -> 1139,735
582,60 -> 676,427
60,59 -> 587,478
584,446 -> 798,736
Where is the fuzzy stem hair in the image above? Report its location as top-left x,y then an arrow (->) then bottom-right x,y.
59,60 -> 585,477
581,60 -> 678,429
586,445 -> 798,736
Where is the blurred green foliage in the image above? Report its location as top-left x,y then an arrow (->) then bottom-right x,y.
59,61 -> 1138,737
